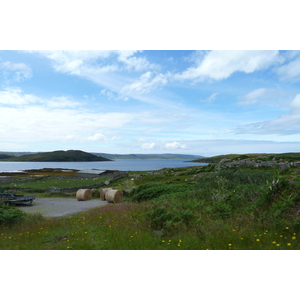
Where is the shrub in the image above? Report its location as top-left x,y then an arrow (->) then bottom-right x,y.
130,183 -> 192,202
145,202 -> 196,231
0,204 -> 26,224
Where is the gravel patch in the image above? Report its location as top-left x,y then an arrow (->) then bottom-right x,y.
17,198 -> 108,217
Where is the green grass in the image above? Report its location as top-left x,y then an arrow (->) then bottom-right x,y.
1,162 -> 300,250
194,152 -> 300,163
0,176 -> 111,190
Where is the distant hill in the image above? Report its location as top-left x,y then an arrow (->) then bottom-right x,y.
0,150 -> 111,162
93,153 -> 204,160
193,152 -> 300,163
0,154 -> 15,160
0,151 -> 36,157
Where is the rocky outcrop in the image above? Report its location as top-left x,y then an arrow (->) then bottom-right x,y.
215,158 -> 300,170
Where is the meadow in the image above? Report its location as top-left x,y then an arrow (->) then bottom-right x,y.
1,156 -> 300,250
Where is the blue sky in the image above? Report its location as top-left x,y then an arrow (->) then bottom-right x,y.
1,50 -> 300,156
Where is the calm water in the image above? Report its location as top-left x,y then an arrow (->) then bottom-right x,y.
0,159 -> 207,172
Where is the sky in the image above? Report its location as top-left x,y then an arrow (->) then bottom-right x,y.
1,49 -> 300,156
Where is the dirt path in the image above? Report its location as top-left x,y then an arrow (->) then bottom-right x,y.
17,198 -> 108,218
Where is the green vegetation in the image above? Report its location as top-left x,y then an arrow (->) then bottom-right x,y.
194,152 -> 300,163
0,154 -> 14,159
0,175 -> 112,197
0,150 -> 111,162
1,155 -> 300,250
0,204 -> 26,224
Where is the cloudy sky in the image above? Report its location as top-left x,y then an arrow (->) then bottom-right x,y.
1,49 -> 300,156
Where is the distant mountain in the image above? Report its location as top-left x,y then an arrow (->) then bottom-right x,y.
0,150 -> 111,162
93,153 -> 204,160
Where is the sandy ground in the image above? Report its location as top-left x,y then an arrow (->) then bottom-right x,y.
17,198 -> 108,217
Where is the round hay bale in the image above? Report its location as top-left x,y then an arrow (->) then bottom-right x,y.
100,187 -> 112,200
105,189 -> 123,204
76,189 -> 92,201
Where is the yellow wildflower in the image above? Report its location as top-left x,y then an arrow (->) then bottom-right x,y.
287,243 -> 291,246
256,239 -> 260,242
292,236 -> 296,240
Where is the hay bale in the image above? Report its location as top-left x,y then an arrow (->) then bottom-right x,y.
76,189 -> 92,201
105,189 -> 123,204
100,187 -> 112,200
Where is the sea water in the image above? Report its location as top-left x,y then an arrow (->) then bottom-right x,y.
0,159 -> 207,173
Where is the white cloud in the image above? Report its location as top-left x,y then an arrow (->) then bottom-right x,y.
141,142 -> 156,150
45,96 -> 82,108
201,92 -> 218,103
25,51 -> 175,108
116,50 -> 158,71
28,50 -> 156,75
164,142 -> 187,150
175,50 -> 284,81
276,57 -> 300,81
0,88 -> 139,145
0,87 -> 40,105
111,136 -> 121,141
0,87 -> 82,108
238,88 -> 267,105
290,94 -> 300,111
237,88 -> 292,107
236,94 -> 300,135
28,50 -> 118,75
100,89 -> 116,100
87,133 -> 107,142
121,72 -> 169,95
0,60 -> 32,81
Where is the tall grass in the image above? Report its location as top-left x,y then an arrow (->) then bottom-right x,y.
1,165 -> 300,249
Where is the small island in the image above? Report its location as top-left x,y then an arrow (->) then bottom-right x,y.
0,150 -> 112,162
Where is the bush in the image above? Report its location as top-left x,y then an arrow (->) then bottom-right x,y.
145,202 -> 196,231
0,204 -> 26,224
130,183 -> 192,202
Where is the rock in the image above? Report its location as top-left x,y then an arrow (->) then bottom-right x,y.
153,230 -> 164,237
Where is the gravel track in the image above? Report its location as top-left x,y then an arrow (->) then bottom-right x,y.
17,198 -> 108,217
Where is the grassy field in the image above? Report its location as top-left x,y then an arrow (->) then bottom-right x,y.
1,157 -> 300,250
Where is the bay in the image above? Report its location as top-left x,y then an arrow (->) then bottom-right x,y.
0,159 -> 207,173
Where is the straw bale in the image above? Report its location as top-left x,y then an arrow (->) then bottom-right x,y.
76,189 -> 92,201
100,187 -> 112,200
105,189 -> 123,204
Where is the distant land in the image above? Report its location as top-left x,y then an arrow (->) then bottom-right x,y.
93,153 -> 204,160
0,150 -> 111,162
193,152 -> 300,163
0,151 -> 204,160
